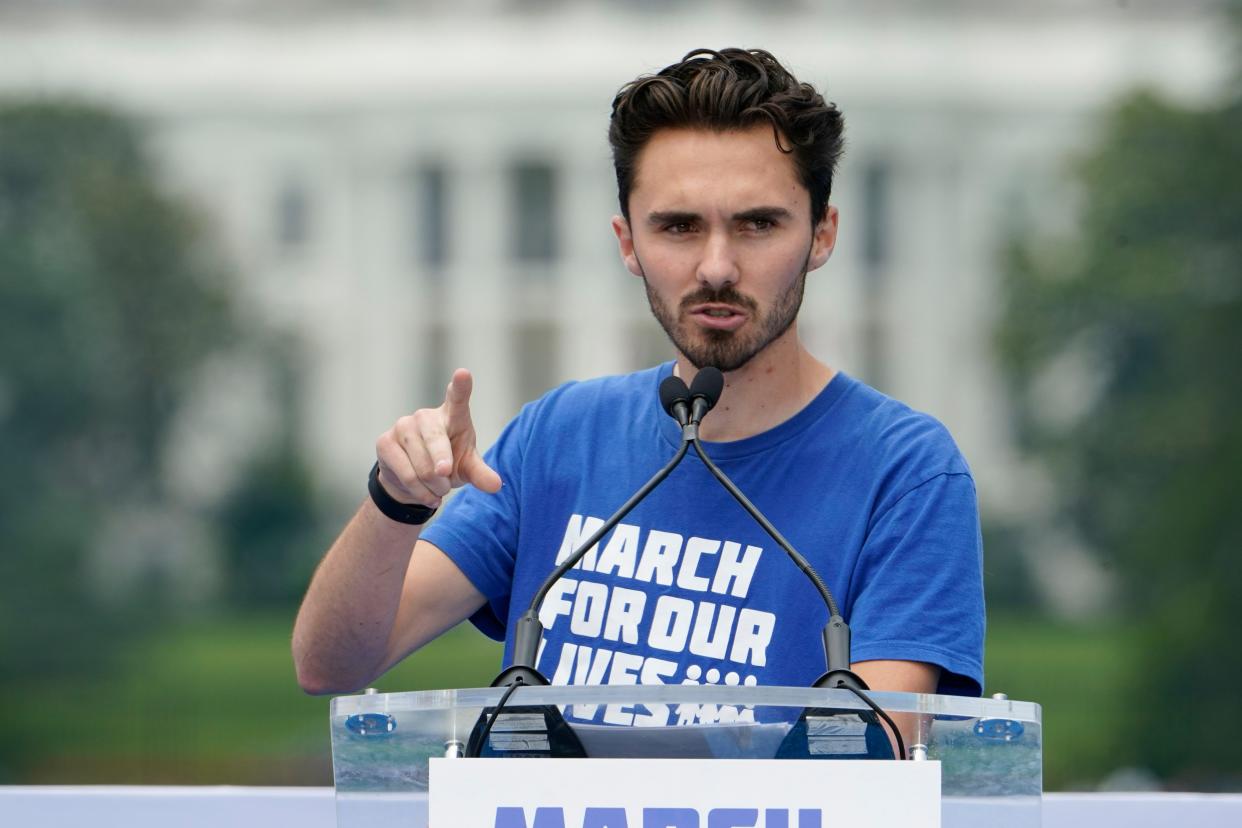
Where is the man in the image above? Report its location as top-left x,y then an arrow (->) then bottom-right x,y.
292,49 -> 984,719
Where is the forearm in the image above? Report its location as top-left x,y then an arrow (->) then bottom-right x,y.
292,499 -> 423,695
852,659 -> 939,758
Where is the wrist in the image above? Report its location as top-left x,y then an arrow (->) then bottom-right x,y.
367,462 -> 438,525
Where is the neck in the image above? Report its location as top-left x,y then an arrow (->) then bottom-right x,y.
676,324 -> 834,442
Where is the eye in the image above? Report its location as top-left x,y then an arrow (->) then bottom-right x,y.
664,221 -> 696,235
743,218 -> 775,232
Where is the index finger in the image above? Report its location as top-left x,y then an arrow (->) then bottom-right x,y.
443,368 -> 475,433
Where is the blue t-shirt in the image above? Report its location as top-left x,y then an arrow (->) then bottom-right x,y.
423,365 -> 984,717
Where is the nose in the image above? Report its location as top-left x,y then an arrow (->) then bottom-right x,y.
697,230 -> 739,291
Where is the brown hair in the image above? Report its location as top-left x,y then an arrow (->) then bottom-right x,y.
609,48 -> 844,224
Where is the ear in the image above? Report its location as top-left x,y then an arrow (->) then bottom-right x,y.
807,204 -> 839,272
612,214 -> 645,278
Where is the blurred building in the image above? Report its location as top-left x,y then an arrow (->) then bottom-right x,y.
0,0 -> 1230,611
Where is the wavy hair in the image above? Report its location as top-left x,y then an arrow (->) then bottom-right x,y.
609,48 -> 844,224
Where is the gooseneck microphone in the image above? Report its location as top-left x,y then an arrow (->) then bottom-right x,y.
489,375 -> 694,689
473,365 -> 904,760
680,367 -> 866,692
685,367 -> 904,760
468,375 -> 696,757
490,367 -> 864,691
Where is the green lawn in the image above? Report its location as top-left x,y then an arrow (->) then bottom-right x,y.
9,611 -> 1128,788
985,612 -> 1136,789
9,613 -> 502,784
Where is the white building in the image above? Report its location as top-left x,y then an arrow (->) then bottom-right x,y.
0,1 -> 1230,609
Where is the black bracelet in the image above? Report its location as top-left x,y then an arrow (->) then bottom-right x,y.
367,462 -> 438,525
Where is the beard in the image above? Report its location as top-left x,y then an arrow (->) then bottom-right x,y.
642,265 -> 809,373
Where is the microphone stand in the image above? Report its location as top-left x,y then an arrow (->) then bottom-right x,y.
467,376 -> 694,757
688,434 -> 864,691
683,368 -> 905,760
492,439 -> 690,689
690,432 -> 905,760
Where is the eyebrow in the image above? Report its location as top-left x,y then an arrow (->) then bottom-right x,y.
734,206 -> 793,223
647,210 -> 699,226
646,206 -> 793,226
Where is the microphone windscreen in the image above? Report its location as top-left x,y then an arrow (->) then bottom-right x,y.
689,366 -> 725,408
658,375 -> 691,417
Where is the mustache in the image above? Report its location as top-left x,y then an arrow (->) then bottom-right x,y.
678,286 -> 759,313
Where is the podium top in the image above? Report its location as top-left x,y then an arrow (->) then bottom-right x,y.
330,684 -> 1040,801
331,683 -> 1038,720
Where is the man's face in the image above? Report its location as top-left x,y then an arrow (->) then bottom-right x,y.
612,125 -> 838,372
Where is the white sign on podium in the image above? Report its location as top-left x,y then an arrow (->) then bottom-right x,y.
430,757 -> 940,827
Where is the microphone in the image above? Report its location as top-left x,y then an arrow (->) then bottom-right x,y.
688,366 -> 725,426
659,374 -> 691,427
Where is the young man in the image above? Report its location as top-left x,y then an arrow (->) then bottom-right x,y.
293,49 -> 984,717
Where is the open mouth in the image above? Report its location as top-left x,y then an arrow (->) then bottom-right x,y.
687,304 -> 747,330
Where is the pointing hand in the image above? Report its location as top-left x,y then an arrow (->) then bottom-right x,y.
374,369 -> 503,509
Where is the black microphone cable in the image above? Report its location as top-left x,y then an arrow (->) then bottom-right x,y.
466,677 -> 526,758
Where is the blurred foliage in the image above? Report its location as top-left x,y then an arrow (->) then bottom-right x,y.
0,100 -> 324,779
997,79 -> 1242,786
980,521 -> 1042,614
0,101 -> 228,645
216,439 -> 326,608
0,99 -> 231,776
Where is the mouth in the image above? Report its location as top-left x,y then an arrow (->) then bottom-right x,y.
686,303 -> 748,331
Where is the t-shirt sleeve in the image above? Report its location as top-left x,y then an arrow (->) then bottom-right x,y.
420,412 -> 529,641
846,471 -> 985,696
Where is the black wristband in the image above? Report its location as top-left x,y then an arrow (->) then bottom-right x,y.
367,462 -> 438,525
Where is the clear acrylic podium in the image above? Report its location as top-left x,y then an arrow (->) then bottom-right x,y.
331,684 -> 1041,827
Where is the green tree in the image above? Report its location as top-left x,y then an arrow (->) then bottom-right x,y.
998,82 -> 1242,785
214,349 -> 328,609
0,101 -> 237,777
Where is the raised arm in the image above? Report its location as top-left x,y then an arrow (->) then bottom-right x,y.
292,369 -> 503,695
